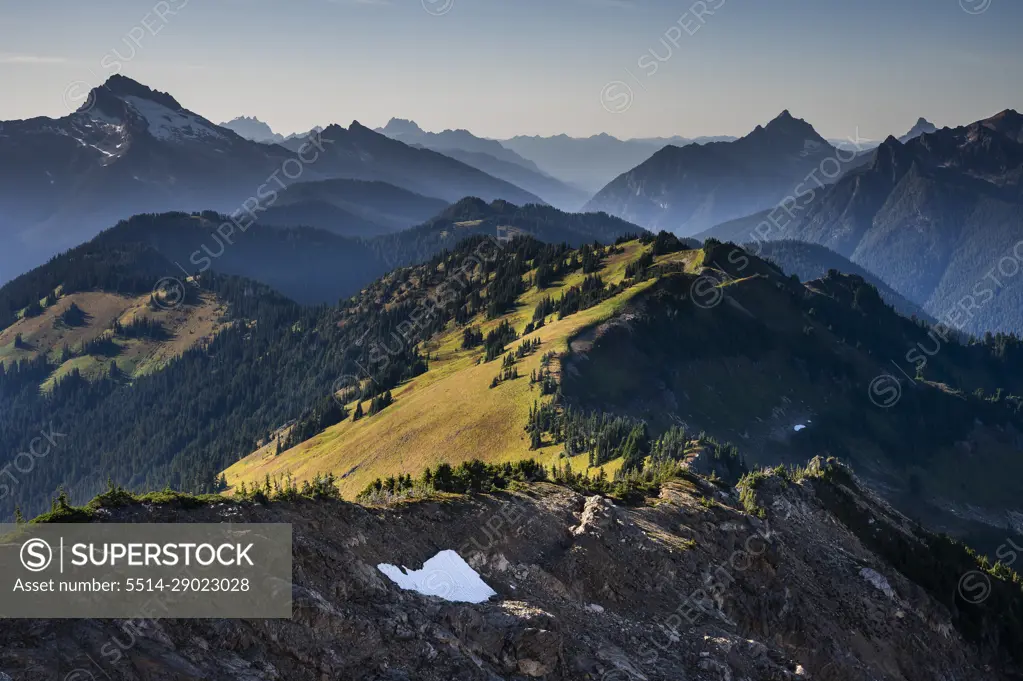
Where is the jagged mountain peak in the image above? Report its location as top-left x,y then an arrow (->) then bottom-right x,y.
766,105 -> 1023,337
75,75 -> 227,146
980,108 -> 1023,142
219,115 -> 283,143
899,117 -> 937,142
985,108 -> 1022,123
380,117 -> 425,135
738,111 -> 831,159
583,111 -> 837,234
95,74 -> 182,111
760,109 -> 826,141
346,120 -> 386,141
870,134 -> 914,175
346,121 -> 389,140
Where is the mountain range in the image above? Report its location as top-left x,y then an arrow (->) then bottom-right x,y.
500,132 -> 737,195
376,118 -> 545,174
900,116 -> 938,143
0,198 -> 646,323
4,223 -> 1023,576
219,115 -> 286,143
3,1 -> 1023,673
585,114 -> 945,239
0,76 -> 544,284
3,154 -> 1023,678
584,110 -> 847,235
0,206 -> 645,516
706,109 -> 1023,335
374,118 -> 591,210
253,178 -> 449,237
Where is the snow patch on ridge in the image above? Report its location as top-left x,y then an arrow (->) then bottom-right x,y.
123,95 -> 224,142
378,549 -> 497,603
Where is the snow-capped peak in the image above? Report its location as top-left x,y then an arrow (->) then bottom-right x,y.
78,75 -> 226,144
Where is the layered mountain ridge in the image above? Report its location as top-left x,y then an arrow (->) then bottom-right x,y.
0,76 -> 544,284
767,109 -> 1023,334
583,111 -> 844,235
374,118 -> 590,210
3,211 -> 1023,678
500,132 -> 738,194
220,115 -> 285,143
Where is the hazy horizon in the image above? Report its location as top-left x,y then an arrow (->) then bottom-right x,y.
1,0 -> 1021,141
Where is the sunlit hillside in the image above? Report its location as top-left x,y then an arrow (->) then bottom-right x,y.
0,286 -> 228,389
223,241 -> 703,497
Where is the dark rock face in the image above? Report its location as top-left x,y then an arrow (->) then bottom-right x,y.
0,469 -> 1017,680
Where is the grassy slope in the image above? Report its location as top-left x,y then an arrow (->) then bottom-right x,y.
224,241 -> 687,498
0,289 -> 228,388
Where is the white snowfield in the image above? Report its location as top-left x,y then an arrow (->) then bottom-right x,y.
123,95 -> 225,142
377,549 -> 497,603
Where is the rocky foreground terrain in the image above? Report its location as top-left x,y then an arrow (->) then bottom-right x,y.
2,459 -> 1020,680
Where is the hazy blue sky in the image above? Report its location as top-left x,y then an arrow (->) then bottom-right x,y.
1,0 -> 1020,140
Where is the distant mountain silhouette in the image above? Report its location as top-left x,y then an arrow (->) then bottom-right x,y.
281,121 -> 543,206
499,134 -> 739,195
899,117 -> 938,143
0,77 -> 540,283
584,111 -> 845,235
376,118 -> 542,172
427,147 -> 589,210
220,115 -> 285,143
0,199 -> 645,320
369,197 -> 648,270
374,119 -> 588,209
255,179 -> 448,237
500,133 -> 665,194
742,109 -> 1023,334
632,135 -> 737,147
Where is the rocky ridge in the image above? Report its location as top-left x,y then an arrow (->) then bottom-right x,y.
1,460 -> 1019,680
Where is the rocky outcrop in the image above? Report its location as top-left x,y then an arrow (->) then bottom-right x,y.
0,466 -> 1018,680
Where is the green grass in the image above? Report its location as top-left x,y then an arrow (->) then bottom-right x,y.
736,469 -> 770,518
224,242 -> 654,499
1,290 -> 229,391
